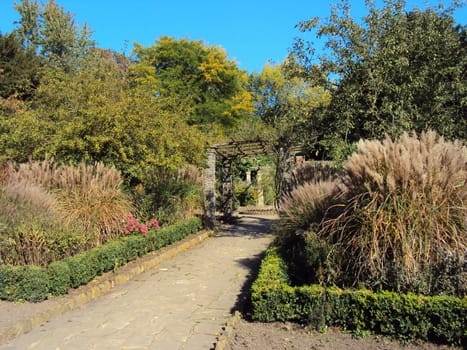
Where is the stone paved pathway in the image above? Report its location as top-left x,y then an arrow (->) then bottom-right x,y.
0,214 -> 275,350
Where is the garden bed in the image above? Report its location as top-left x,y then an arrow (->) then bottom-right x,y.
0,217 -> 202,302
250,247 -> 467,346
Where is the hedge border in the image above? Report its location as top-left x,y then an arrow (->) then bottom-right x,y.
251,247 -> 467,346
0,217 -> 202,302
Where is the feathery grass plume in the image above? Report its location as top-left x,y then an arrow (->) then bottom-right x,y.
322,131 -> 466,295
53,162 -> 133,245
0,174 -> 86,266
4,159 -> 132,246
281,161 -> 343,200
278,180 -> 341,236
7,158 -> 59,190
276,180 -> 341,285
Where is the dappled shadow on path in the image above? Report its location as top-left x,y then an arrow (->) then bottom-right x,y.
230,252 -> 267,320
214,214 -> 277,239
214,213 -> 278,320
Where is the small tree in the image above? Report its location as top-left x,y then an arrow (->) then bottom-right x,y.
248,63 -> 331,201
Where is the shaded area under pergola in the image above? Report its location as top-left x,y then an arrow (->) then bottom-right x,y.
203,139 -> 303,228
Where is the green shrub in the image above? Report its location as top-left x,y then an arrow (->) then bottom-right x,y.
91,241 -> 126,273
0,265 -> 48,302
132,166 -> 203,225
120,234 -> 147,261
234,183 -> 256,207
63,253 -> 97,288
47,261 -> 71,295
251,247 -> 467,345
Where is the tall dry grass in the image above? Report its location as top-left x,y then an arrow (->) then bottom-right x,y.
281,161 -> 343,200
53,162 -> 133,245
8,159 -> 133,245
276,131 -> 466,295
322,131 -> 466,294
1,159 -> 132,265
278,180 -> 341,236
0,173 -> 85,266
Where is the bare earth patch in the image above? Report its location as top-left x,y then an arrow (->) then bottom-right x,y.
224,318 -> 463,350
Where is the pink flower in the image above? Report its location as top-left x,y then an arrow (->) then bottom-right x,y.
120,215 -> 159,236
138,224 -> 148,234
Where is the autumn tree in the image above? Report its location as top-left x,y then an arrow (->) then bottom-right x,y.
287,0 -> 466,158
131,36 -> 254,138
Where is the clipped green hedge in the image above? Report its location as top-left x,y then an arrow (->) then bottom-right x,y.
0,217 -> 202,302
0,265 -> 48,302
251,247 -> 467,346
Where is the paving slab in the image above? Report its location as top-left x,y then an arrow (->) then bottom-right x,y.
0,214 -> 276,350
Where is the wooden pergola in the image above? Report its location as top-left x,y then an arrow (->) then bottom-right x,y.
203,139 -> 303,228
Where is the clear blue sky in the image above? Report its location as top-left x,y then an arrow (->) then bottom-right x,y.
1,1 -> 465,72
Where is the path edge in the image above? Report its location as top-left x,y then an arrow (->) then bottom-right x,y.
0,230 -> 211,346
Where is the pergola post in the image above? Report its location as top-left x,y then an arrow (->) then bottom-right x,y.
221,158 -> 234,220
256,169 -> 264,207
203,149 -> 216,229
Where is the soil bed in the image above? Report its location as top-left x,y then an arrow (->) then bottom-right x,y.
224,318 -> 463,350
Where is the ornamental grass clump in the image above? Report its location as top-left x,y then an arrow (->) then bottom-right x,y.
1,159 -> 133,266
0,169 -> 85,266
52,161 -> 133,245
8,159 -> 133,245
323,131 -> 466,295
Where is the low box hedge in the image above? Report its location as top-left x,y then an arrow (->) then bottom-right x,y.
0,265 -> 48,302
0,217 -> 202,302
251,247 -> 467,346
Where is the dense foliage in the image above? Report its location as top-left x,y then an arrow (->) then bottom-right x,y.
0,33 -> 41,100
286,0 -> 466,158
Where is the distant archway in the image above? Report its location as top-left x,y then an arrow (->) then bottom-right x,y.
203,139 -> 302,228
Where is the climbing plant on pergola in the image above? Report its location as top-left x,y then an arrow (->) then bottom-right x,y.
203,138 -> 303,228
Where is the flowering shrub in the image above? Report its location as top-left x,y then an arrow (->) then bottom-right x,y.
121,215 -> 159,235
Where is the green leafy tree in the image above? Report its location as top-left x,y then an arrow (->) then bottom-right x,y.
0,32 -> 41,100
0,52 -> 206,182
131,36 -> 254,138
249,63 -> 330,148
13,0 -> 94,70
248,63 -> 331,201
287,0 -> 466,157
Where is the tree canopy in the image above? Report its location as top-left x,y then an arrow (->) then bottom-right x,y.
131,36 -> 254,138
0,32 -> 41,100
13,0 -> 94,70
0,52 -> 206,183
287,0 -> 466,158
